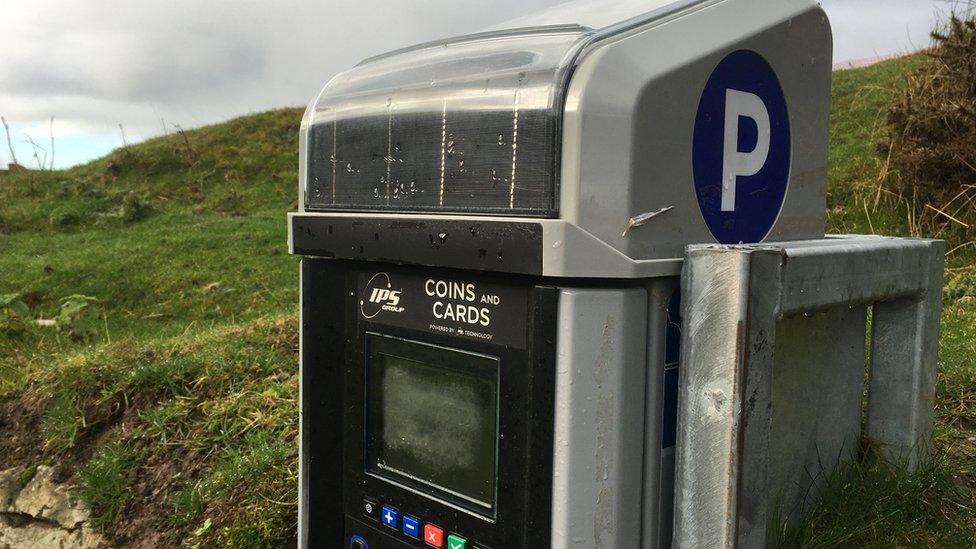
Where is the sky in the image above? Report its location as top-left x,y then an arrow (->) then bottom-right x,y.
0,0 -> 958,169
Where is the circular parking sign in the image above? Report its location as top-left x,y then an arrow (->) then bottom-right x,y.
692,50 -> 790,244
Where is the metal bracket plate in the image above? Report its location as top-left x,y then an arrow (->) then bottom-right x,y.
672,235 -> 945,548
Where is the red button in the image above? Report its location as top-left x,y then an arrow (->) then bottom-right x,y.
423,523 -> 444,547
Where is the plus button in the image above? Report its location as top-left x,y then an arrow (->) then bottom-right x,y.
380,505 -> 398,529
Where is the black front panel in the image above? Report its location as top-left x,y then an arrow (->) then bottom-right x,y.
301,259 -> 556,548
301,259 -> 349,547
290,214 -> 544,276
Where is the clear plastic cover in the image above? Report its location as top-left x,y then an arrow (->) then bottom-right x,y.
304,27 -> 586,216
487,0 -> 688,33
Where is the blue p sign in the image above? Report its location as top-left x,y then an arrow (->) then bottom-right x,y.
693,50 -> 790,244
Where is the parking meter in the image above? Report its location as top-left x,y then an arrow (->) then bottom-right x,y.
288,0 -> 832,547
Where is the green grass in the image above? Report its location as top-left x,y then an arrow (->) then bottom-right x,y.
40,391 -> 80,455
0,59 -> 974,546
781,450 -> 974,547
79,443 -> 135,530
0,108 -> 302,546
825,56 -> 926,236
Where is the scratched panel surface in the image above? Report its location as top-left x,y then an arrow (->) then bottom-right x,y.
302,28 -> 582,217
306,107 -> 554,215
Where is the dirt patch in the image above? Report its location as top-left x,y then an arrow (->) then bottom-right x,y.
109,446 -> 206,548
0,388 -> 202,546
0,390 -> 130,473
0,392 -> 47,469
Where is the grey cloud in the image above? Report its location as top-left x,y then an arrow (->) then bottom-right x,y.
0,0 -> 566,139
0,0 -> 951,167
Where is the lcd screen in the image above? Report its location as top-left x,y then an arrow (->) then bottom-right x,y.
366,334 -> 499,513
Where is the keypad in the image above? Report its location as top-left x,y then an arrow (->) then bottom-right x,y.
362,497 -> 479,548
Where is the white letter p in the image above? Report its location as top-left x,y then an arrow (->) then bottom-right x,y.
721,89 -> 770,212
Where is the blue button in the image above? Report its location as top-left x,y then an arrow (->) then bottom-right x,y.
380,505 -> 399,529
402,515 -> 421,538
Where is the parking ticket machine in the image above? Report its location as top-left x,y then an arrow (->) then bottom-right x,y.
288,0 -> 832,547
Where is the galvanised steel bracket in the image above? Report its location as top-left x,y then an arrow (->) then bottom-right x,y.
672,235 -> 945,548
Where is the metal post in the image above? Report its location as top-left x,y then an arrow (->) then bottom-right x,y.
672,236 -> 945,548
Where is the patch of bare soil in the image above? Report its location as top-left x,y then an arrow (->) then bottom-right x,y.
110,447 -> 206,548
0,392 -> 46,468
0,391 -> 206,547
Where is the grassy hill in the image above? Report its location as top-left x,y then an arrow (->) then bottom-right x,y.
0,109 -> 303,546
1,58 -> 974,547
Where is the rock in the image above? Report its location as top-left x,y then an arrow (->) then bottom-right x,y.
0,465 -> 104,548
12,466 -> 89,530
0,521 -> 101,549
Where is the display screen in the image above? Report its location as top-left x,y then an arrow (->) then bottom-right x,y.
366,334 -> 499,514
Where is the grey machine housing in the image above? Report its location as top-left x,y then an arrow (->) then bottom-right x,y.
289,0 -> 832,278
289,0 -> 834,547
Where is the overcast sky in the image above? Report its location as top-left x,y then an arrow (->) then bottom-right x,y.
0,0 -> 955,169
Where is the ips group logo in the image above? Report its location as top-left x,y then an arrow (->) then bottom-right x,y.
360,272 -> 405,318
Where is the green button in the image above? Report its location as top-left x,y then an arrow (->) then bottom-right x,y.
446,534 -> 466,549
